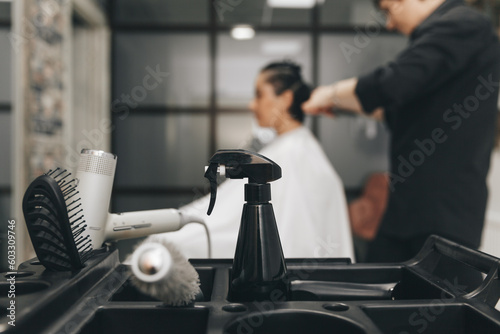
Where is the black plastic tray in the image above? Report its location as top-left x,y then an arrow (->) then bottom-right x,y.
1,236 -> 500,334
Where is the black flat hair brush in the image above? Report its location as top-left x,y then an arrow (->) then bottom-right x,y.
22,168 -> 93,271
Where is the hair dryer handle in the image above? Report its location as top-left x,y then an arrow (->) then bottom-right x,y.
105,209 -> 183,241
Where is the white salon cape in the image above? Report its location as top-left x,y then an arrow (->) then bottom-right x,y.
153,126 -> 354,260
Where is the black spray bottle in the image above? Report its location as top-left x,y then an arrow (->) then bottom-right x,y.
204,149 -> 289,302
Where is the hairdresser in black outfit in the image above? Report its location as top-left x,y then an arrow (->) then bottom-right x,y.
303,0 -> 500,263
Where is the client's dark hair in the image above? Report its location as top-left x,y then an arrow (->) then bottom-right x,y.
261,61 -> 311,123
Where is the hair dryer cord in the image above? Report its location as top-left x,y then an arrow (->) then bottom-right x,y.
180,212 -> 212,258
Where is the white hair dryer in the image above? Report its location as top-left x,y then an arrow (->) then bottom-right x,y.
75,149 -> 204,250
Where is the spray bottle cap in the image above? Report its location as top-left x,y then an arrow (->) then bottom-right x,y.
204,149 -> 281,215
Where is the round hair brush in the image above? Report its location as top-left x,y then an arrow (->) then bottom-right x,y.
130,238 -> 201,306
22,168 -> 93,271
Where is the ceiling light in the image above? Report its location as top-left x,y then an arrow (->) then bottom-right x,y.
230,25 -> 255,40
267,0 -> 316,8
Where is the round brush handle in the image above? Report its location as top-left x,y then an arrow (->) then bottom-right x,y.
131,242 -> 172,283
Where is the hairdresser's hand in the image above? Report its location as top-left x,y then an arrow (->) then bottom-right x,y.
303,78 -> 364,116
302,85 -> 337,116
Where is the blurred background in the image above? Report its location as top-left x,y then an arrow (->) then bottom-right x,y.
1,0 -> 500,269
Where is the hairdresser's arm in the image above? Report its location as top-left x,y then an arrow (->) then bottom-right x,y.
302,78 -> 365,116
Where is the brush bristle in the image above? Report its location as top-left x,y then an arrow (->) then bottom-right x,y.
48,168 -> 93,264
23,168 -> 93,271
130,237 -> 201,306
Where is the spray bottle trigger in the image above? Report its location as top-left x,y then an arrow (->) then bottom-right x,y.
204,163 -> 219,215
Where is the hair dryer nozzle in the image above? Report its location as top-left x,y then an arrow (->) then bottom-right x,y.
76,149 -> 117,249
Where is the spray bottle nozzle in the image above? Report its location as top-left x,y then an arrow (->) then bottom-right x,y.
204,163 -> 219,216
204,149 -> 281,215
